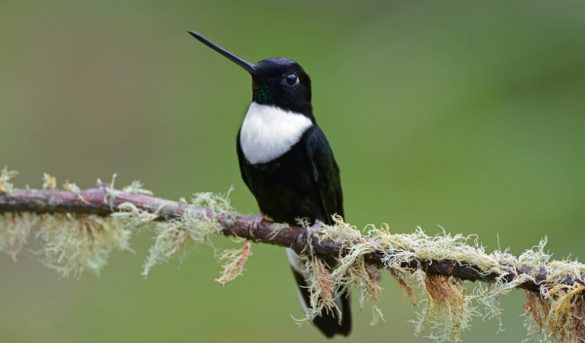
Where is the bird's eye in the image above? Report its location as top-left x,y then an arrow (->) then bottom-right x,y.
283,73 -> 299,87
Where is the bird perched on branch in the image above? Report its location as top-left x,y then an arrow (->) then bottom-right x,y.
189,31 -> 351,337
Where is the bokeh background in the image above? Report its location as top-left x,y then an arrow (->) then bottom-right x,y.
1,0 -> 585,342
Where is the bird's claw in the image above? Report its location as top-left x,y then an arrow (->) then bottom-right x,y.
248,212 -> 264,230
306,221 -> 322,235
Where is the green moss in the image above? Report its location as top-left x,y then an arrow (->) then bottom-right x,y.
0,167 -> 18,193
0,212 -> 35,260
141,190 -> 234,277
36,213 -> 132,278
42,173 -> 57,190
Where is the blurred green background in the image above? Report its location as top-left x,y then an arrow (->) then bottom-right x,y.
1,0 -> 585,342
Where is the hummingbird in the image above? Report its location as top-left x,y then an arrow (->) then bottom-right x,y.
188,31 -> 351,338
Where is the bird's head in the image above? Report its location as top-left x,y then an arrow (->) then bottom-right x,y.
189,31 -> 312,115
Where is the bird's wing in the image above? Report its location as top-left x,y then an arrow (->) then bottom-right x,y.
301,127 -> 352,336
236,129 -> 252,189
304,126 -> 344,224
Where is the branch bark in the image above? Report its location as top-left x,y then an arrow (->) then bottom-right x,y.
0,186 -> 569,294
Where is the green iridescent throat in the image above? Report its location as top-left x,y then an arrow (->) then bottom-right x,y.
254,86 -> 270,103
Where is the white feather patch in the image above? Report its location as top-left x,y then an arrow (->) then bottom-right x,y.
286,248 -> 305,275
240,102 -> 313,164
286,248 -> 310,315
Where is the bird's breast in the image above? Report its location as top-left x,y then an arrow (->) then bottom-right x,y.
239,102 -> 313,165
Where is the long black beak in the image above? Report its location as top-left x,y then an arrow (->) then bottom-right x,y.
188,31 -> 256,75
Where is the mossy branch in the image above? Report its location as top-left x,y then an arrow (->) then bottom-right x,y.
1,170 -> 584,342
0,185 -> 555,291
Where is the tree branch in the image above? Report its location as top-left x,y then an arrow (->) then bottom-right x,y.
0,186 -> 571,292
1,183 -> 584,342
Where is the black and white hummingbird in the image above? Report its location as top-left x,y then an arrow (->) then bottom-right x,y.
188,31 -> 351,338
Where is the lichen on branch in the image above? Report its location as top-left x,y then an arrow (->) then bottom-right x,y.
1,169 -> 585,342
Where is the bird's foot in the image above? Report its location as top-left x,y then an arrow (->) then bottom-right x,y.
306,220 -> 322,235
247,212 -> 265,229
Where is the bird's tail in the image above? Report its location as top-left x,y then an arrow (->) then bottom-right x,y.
286,248 -> 352,338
